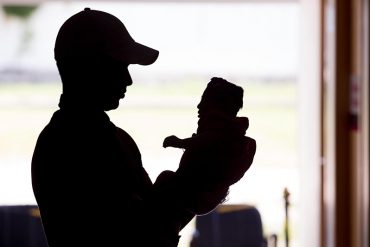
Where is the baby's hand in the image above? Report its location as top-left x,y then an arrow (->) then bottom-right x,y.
163,135 -> 181,148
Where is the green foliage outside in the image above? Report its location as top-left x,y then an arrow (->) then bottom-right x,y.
2,5 -> 38,20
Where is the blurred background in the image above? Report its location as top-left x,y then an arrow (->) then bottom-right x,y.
0,1 -> 368,247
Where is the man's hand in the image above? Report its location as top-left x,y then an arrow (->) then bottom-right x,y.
224,136 -> 256,186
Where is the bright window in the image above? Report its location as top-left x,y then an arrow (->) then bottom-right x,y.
0,2 -> 299,246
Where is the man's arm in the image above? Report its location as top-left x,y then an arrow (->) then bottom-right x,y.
157,135 -> 256,216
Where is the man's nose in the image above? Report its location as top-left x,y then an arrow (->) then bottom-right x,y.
126,76 -> 133,86
123,68 -> 133,86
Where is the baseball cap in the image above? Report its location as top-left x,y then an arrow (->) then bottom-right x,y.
54,8 -> 159,65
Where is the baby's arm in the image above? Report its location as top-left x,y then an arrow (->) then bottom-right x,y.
163,132 -> 219,150
163,135 -> 193,149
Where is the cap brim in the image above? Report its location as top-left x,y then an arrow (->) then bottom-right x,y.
113,41 -> 159,66
133,42 -> 159,65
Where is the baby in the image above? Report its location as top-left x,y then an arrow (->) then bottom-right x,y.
159,77 -> 254,215
163,77 -> 250,184
163,77 -> 248,154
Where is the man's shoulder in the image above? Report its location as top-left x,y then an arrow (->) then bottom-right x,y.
115,127 -> 140,150
115,126 -> 134,138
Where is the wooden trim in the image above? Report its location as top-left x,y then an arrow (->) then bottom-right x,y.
0,0 -> 299,4
322,0 -> 369,246
322,0 -> 337,246
334,1 -> 352,247
322,0 -> 352,246
319,0 -> 325,246
361,0 -> 369,245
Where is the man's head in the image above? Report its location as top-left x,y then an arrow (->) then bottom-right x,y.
55,8 -> 159,111
197,77 -> 244,117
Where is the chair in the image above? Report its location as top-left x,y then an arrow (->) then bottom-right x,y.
190,204 -> 268,247
0,205 -> 48,247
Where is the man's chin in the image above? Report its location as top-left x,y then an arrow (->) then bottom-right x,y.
103,101 -> 120,111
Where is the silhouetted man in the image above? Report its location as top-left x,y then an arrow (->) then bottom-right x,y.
31,8 -> 256,247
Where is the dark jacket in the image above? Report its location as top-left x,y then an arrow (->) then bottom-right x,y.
31,109 -> 194,247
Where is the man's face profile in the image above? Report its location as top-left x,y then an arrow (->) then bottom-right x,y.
58,56 -> 133,111
91,57 -> 133,111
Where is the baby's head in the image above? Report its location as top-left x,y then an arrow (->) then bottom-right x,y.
198,77 -> 244,117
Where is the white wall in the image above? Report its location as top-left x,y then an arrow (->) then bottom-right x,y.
298,0 -> 321,246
